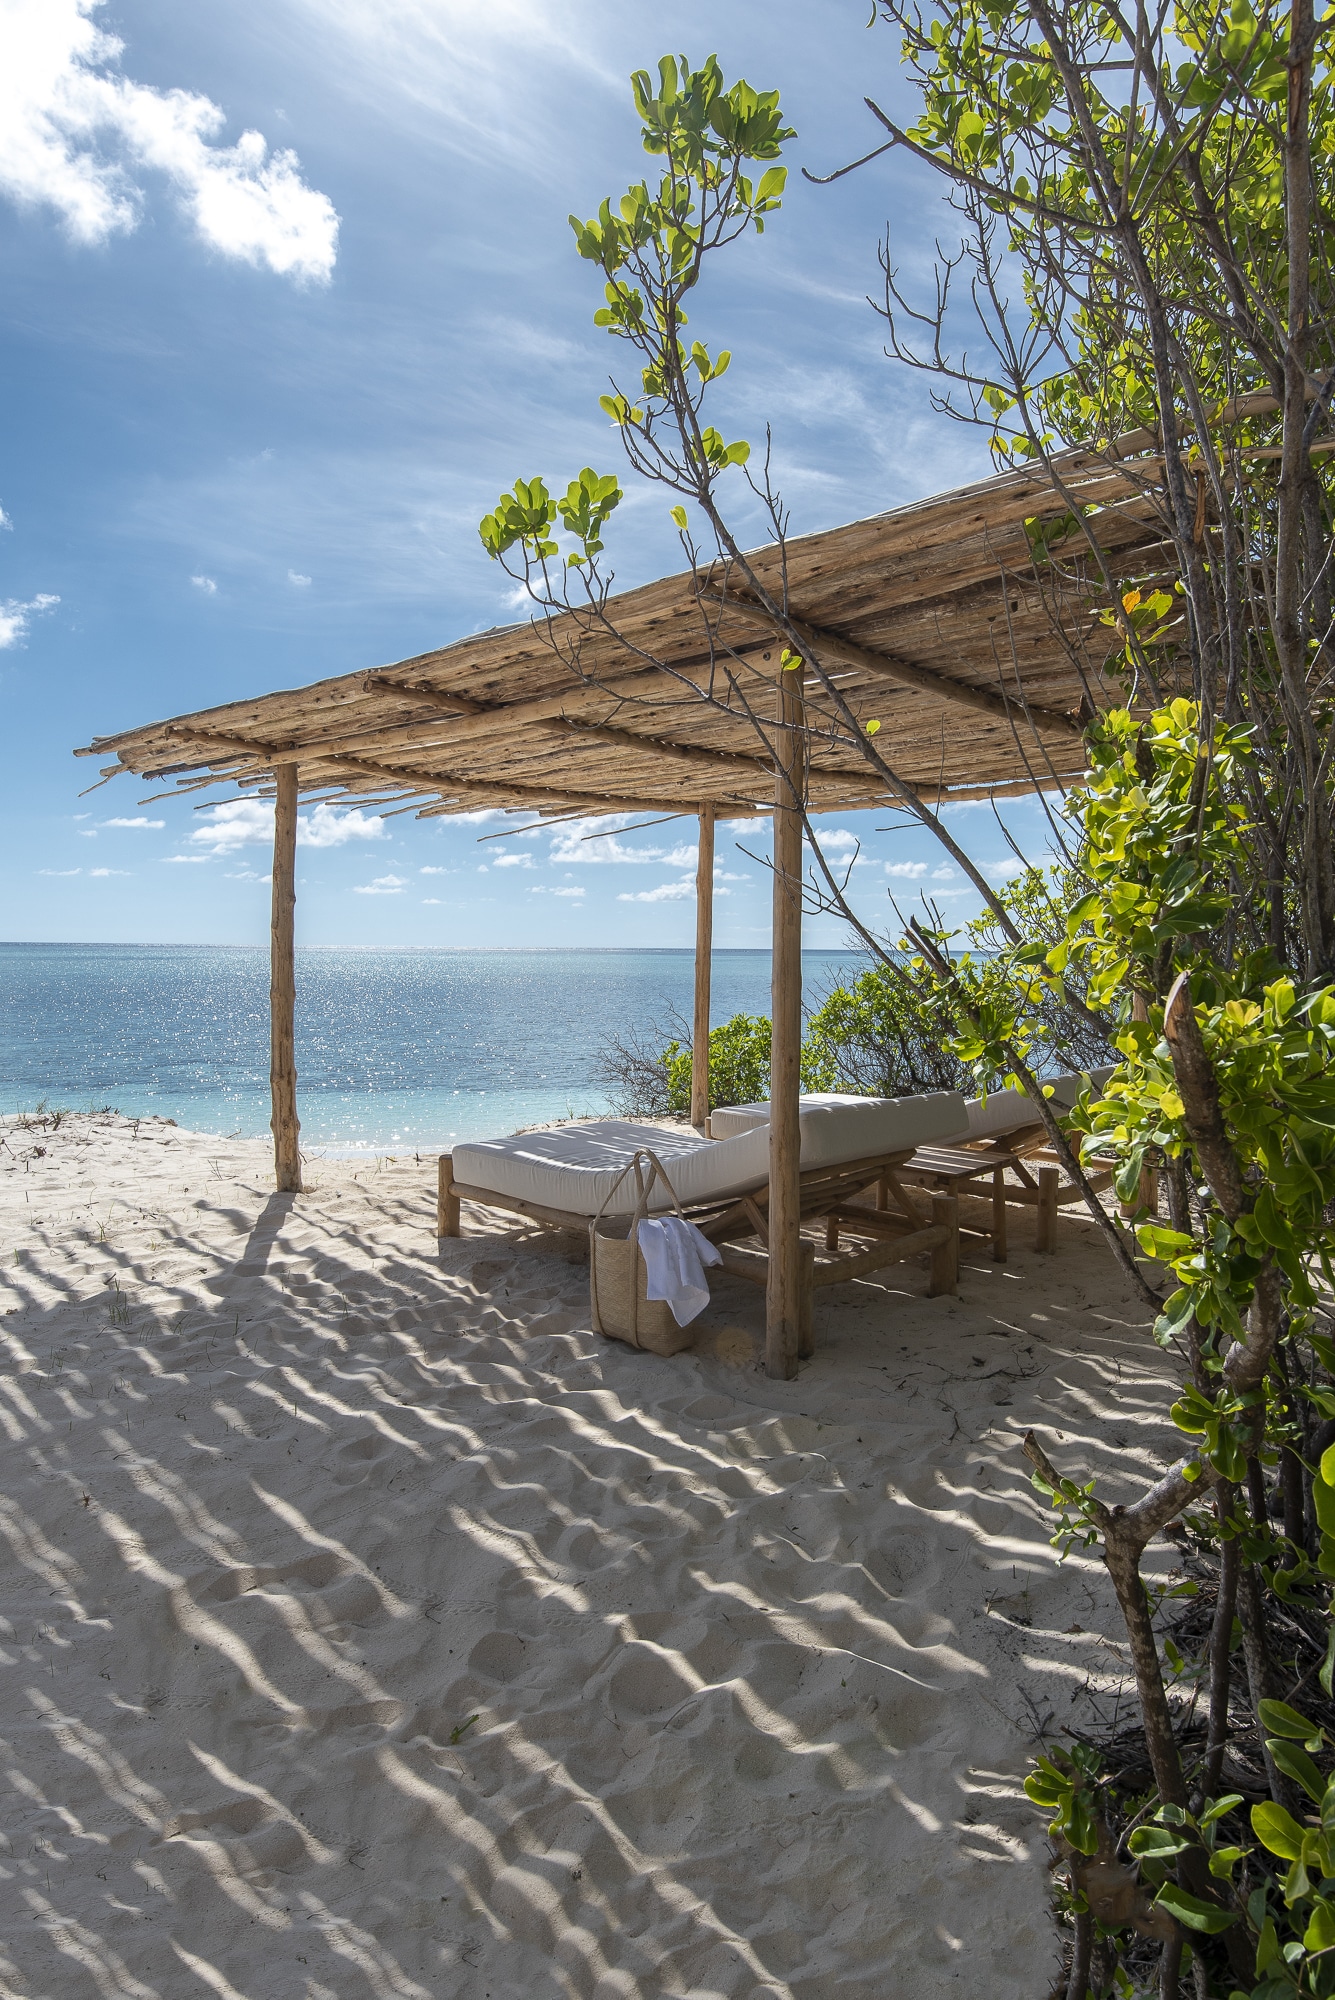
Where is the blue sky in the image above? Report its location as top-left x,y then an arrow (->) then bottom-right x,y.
0,0 -> 1059,951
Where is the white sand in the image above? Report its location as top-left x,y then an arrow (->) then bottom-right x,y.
0,1111 -> 1182,1999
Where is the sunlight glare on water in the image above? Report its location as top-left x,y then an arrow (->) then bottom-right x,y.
0,944 -> 862,1149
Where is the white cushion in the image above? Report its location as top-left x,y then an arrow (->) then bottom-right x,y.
937,1066 -> 1116,1145
710,1091 -> 966,1149
711,1091 -> 850,1138
452,1091 -> 967,1219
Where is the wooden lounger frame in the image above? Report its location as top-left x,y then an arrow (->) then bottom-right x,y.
437,1147 -> 959,1360
945,1120 -> 1121,1250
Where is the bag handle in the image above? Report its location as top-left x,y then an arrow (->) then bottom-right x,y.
590,1146 -> 686,1229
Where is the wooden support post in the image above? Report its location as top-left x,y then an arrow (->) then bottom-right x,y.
438,1154 -> 460,1238
269,762 -> 302,1194
797,1239 -> 816,1361
991,1167 -> 1008,1262
1037,1167 -> 1059,1253
766,665 -> 806,1379
691,805 -> 715,1130
929,1193 -> 959,1296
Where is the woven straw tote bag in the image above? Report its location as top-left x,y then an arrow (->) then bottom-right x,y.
588,1148 -> 698,1356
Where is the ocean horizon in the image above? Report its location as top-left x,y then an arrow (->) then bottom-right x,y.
0,942 -> 866,1151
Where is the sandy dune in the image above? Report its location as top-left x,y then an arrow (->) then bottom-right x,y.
0,1111 -> 1181,1998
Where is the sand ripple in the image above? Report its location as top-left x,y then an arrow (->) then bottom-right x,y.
0,1113 -> 1182,1997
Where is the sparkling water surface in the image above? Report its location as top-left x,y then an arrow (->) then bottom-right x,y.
0,944 -> 862,1150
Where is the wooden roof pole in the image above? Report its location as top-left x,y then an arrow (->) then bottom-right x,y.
702,595 -> 1085,743
270,762 -> 302,1195
364,667 -> 848,791
691,806 -> 715,1132
363,664 -> 718,743
363,668 -> 892,799
153,726 -> 727,819
767,668 -> 809,1381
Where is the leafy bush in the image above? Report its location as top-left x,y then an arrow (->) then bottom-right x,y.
662,1012 -> 774,1113
801,966 -> 971,1097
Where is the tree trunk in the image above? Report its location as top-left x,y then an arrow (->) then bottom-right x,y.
1201,1485 -> 1239,1803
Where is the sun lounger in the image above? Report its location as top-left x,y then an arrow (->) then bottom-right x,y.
437,1091 -> 970,1354
711,1071 -> 1117,1255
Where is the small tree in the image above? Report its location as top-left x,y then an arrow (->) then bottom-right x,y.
476,24 -> 1335,1983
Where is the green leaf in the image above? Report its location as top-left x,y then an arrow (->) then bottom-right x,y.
1199,1794 -> 1245,1826
1305,1896 -> 1335,1954
1269,1738 -> 1327,1804
1259,1700 -> 1320,1742
1152,1883 -> 1238,1933
1251,1800 -> 1308,1859
1137,1223 -> 1195,1260
1129,1824 -> 1191,1858
1314,1468 -> 1335,1535
670,505 -> 688,532
1321,1622 -> 1335,1699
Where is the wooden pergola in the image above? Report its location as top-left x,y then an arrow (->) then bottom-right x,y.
75,446 -> 1167,1375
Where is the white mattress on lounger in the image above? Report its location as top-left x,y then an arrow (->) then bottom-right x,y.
452,1091 -> 966,1218
945,1066 -> 1115,1143
710,1072 -> 1114,1150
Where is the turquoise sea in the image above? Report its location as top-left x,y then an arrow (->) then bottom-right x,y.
0,944 -> 863,1152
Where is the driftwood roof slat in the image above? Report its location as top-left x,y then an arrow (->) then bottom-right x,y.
76,451 -> 1176,818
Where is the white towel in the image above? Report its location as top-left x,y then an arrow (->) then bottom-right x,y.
636,1215 -> 723,1326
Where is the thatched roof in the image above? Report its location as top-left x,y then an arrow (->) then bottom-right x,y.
76,447 -> 1169,824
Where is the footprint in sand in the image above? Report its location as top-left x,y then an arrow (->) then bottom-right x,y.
156,1797 -> 311,1881
193,1551 -> 387,1646
331,1431 -> 395,1485
196,1548 -> 348,1602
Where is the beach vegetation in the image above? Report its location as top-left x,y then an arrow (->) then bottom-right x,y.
479,6 -> 1335,1987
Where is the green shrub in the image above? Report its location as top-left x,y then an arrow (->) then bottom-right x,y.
662,1012 -> 775,1114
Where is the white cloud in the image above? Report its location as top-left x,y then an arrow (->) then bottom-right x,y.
932,865 -> 955,880
300,802 -> 388,849
288,570 -> 311,586
185,797 -> 388,854
77,828 -> 97,838
38,867 -> 79,876
88,866 -> 128,876
813,828 -> 860,853
492,851 -> 534,869
191,573 -> 217,594
986,858 -> 1030,882
163,853 -> 210,864
224,867 -> 270,883
0,2 -> 338,279
420,865 -> 451,875
353,873 -> 407,895
528,884 -> 586,898
422,896 -> 441,904
0,591 -> 58,647
885,861 -> 929,879
547,817 -> 697,867
615,878 -> 725,904
187,799 -> 271,852
102,816 -> 163,829
0,503 -> 11,529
